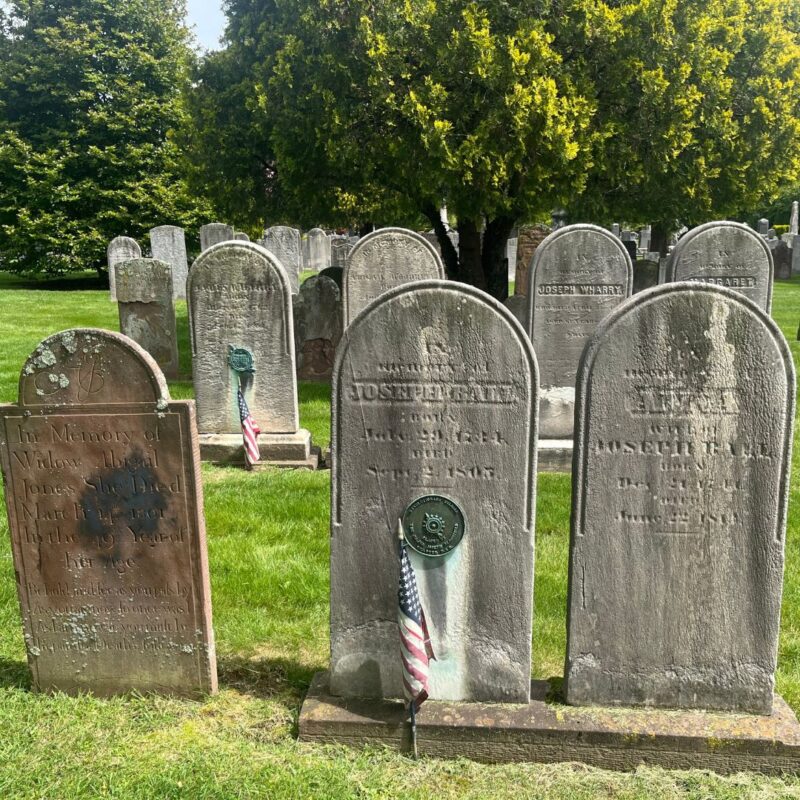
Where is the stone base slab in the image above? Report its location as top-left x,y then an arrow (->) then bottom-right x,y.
199,430 -> 317,469
538,439 -> 573,472
299,673 -> 800,775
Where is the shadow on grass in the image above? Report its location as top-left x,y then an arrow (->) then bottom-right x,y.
0,272 -> 107,291
0,657 -> 31,690
217,653 -> 317,700
298,381 -> 333,403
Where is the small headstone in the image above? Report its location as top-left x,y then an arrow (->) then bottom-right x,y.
632,259 -> 659,293
638,225 -> 651,253
507,237 -> 519,284
262,226 -> 302,293
0,329 -> 217,697
319,266 -> 343,290
611,223 -> 620,238
767,228 -> 778,240
758,218 -> 770,236
526,224 -> 632,438
115,258 -> 179,379
791,202 -> 798,236
149,225 -> 189,301
565,283 -> 794,714
667,221 -> 773,312
293,275 -> 342,381
773,240 -> 792,280
199,223 -> 234,252
304,228 -> 330,271
342,227 -> 445,326
187,242 -> 312,465
330,238 -> 352,268
234,232 -> 250,242
107,237 -> 141,302
331,281 -> 538,703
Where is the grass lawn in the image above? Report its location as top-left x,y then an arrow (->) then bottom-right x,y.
0,274 -> 799,797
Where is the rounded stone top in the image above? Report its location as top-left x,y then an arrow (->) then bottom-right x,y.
188,240 -> 293,299
17,328 -> 170,407
107,236 -> 140,257
531,223 -> 634,276
347,227 -> 444,271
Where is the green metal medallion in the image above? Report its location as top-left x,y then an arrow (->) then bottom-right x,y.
402,495 -> 465,558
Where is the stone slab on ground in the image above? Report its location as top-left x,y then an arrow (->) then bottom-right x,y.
299,672 -> 800,775
198,430 -> 317,469
537,439 -> 573,472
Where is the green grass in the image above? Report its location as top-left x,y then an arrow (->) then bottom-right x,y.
0,276 -> 799,797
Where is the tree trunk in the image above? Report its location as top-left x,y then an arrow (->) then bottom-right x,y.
456,219 -> 485,290
651,222 -> 672,257
423,204 -> 460,281
482,216 -> 515,302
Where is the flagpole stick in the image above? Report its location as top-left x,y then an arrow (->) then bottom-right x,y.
410,700 -> 418,760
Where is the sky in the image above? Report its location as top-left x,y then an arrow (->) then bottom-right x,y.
186,0 -> 227,51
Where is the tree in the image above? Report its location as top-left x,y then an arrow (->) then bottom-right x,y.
0,0 -> 211,276
187,0 -> 800,298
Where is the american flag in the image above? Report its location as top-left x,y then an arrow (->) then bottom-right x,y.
398,528 -> 435,711
237,381 -> 261,468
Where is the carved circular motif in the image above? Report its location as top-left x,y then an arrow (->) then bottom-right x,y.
402,495 -> 465,558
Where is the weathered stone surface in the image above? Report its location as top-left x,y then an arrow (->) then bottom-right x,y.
566,283 -> 795,713
149,225 -> 188,300
633,259 -> 659,293
773,240 -> 792,280
331,280 -> 538,703
294,275 -> 342,381
791,202 -> 799,236
793,243 -> 800,276
262,226 -> 302,292
188,242 -> 300,436
199,223 -> 234,252
503,295 -> 528,329
331,238 -> 353,268
526,224 -> 633,393
342,228 -> 444,326
0,329 -> 217,697
667,221 -> 773,312
107,236 -> 141,302
507,237 -> 519,283
115,259 -> 179,379
758,218 -> 770,235
319,266 -> 343,290
234,232 -> 250,241
304,228 -> 330,271
513,224 -> 551,296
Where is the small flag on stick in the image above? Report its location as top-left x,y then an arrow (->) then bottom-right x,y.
237,379 -> 261,469
398,518 -> 435,758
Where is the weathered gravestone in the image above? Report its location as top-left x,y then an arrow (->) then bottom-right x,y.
149,225 -> 189,300
342,227 -> 444,326
107,236 -> 141,302
566,283 -> 795,713
234,232 -> 250,242
293,275 -> 342,381
261,226 -> 302,293
319,266 -> 343,290
331,238 -> 353,268
330,280 -> 539,702
304,228 -> 330,271
773,240 -> 792,280
199,223 -> 234,252
503,295 -> 528,329
526,224 -> 632,440
0,329 -> 217,697
187,242 -> 315,467
758,218 -> 770,236
115,258 -> 179,379
667,221 -> 773,312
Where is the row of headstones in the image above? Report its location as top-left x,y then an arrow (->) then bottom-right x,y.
2,272 -> 791,712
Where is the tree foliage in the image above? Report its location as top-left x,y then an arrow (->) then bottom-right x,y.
185,0 -> 800,297
0,0 -> 210,275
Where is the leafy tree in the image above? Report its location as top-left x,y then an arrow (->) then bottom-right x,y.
0,0 -> 211,276
187,0 -> 800,298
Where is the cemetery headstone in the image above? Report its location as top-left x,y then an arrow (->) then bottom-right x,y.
0,329 -> 217,697
792,201 -> 799,236
303,228 -> 330,271
793,243 -> 800,277
149,225 -> 189,300
526,224 -> 632,438
319,266 -> 343,290
262,226 -> 302,293
507,236 -> 519,285
639,225 -> 651,253
331,238 -> 353,268
666,221 -> 773,312
342,227 -> 444,326
107,236 -> 141,302
187,242 -> 314,466
503,295 -> 528,328
293,275 -> 342,381
758,218 -> 770,236
234,232 -> 250,242
199,223 -> 234,252
611,223 -> 620,238
566,282 -> 794,713
773,240 -> 792,280
331,280 -> 539,703
115,258 -> 179,379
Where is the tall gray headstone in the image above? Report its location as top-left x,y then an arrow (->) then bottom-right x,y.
293,275 -> 342,381
342,227 -> 444,326
107,236 -> 141,302
331,238 -> 352,268
758,218 -> 770,236
149,225 -> 189,301
793,243 -> 800,276
667,221 -> 773,312
199,223 -> 234,252
331,281 -> 539,703
566,282 -> 794,714
526,224 -> 632,438
304,228 -> 330,271
611,223 -> 620,238
507,236 -> 519,284
262,226 -> 302,293
187,242 -> 312,465
639,225 -> 651,254
791,202 -> 799,236
115,258 -> 179,379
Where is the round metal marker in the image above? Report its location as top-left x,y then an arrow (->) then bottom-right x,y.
402,495 -> 465,558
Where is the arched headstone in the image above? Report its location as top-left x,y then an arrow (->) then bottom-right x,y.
293,275 -> 342,381
149,225 -> 189,300
331,281 -> 538,703
342,228 -> 444,326
0,329 -> 217,697
566,283 -> 794,713
304,228 -> 330,271
261,226 -> 302,292
107,236 -> 140,301
666,221 -> 773,312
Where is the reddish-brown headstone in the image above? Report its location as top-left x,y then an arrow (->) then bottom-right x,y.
0,329 -> 217,697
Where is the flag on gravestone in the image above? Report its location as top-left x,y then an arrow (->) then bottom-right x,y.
237,379 -> 261,468
398,520 -> 435,712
